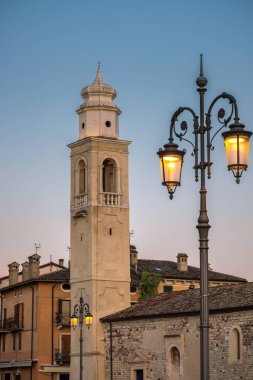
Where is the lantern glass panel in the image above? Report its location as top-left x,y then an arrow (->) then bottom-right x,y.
160,155 -> 182,185
85,314 -> 93,326
71,315 -> 78,329
224,135 -> 250,169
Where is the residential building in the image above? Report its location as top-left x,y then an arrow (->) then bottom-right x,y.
130,245 -> 246,302
0,255 -> 70,380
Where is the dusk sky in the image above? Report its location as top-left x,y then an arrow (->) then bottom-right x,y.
0,0 -> 253,280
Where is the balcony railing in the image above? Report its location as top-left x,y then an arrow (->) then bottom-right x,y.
56,313 -> 70,327
101,192 -> 120,206
0,317 -> 24,332
73,193 -> 88,210
55,350 -> 70,363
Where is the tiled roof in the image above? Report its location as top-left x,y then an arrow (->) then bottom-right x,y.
0,261 -> 66,281
130,259 -> 246,283
102,282 -> 253,322
39,268 -> 70,281
0,268 -> 70,291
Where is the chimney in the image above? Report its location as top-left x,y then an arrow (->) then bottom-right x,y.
28,254 -> 41,279
130,245 -> 138,272
22,262 -> 29,281
59,259 -> 64,267
177,253 -> 188,272
8,262 -> 19,285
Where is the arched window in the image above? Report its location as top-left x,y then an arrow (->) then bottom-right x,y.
230,328 -> 241,363
169,347 -> 180,379
78,160 -> 86,194
102,158 -> 117,193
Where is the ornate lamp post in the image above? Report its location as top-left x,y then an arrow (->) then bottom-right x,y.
158,55 -> 251,380
71,293 -> 92,380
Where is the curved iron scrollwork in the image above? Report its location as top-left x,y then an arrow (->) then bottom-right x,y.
169,106 -> 199,181
169,92 -> 239,181
205,92 -> 238,178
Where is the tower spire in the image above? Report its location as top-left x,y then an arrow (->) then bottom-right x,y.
94,61 -> 103,83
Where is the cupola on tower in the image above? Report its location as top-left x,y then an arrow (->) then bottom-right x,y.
69,66 -> 131,380
77,63 -> 120,140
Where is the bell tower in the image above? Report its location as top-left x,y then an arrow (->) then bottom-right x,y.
69,66 -> 131,380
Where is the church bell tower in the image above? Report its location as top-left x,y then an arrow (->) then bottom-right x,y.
69,66 -> 131,379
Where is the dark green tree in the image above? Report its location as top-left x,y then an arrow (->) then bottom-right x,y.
139,271 -> 161,301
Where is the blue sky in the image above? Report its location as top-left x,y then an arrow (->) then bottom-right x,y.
0,0 -> 253,279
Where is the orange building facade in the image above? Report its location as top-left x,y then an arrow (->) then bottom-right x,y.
0,255 -> 71,380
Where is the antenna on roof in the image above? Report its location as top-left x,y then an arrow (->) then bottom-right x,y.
34,243 -> 41,255
50,254 -> 52,262
130,229 -> 134,241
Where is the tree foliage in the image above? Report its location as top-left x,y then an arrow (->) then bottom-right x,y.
139,271 -> 161,301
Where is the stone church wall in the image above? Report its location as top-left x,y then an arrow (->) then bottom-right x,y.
103,309 -> 253,380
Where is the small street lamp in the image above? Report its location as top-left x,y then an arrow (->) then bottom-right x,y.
158,55 -> 251,380
71,293 -> 92,380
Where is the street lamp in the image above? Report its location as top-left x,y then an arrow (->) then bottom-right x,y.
158,55 -> 251,380
71,293 -> 92,380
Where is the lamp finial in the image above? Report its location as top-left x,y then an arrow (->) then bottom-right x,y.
196,54 -> 208,88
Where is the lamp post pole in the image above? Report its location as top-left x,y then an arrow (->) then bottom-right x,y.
197,58 -> 210,380
158,55 -> 251,380
71,293 -> 92,380
79,301 -> 84,380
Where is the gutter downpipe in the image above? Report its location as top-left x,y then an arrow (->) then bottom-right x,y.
110,322 -> 113,380
51,283 -> 57,379
27,285 -> 34,380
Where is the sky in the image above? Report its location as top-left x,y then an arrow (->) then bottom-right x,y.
0,0 -> 253,280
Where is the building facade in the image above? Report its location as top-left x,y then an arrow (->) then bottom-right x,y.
103,282 -> 253,380
130,247 -> 246,303
0,255 -> 71,380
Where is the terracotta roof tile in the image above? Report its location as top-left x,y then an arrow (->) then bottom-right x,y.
130,259 -> 246,283
102,282 -> 253,322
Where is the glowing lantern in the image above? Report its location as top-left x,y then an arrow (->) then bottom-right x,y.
157,141 -> 185,199
222,121 -> 252,183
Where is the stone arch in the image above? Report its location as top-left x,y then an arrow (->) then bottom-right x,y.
229,325 -> 243,363
75,157 -> 87,194
99,154 -> 121,194
102,158 -> 118,193
168,345 -> 181,379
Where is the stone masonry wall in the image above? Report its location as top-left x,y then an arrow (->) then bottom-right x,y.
103,309 -> 253,380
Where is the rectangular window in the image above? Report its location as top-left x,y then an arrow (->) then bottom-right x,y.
18,333 -> 22,351
19,303 -> 24,327
135,369 -> 144,380
61,334 -> 70,361
58,299 -> 70,326
14,304 -> 19,326
3,308 -> 7,329
2,334 -> 6,352
14,303 -> 24,328
13,333 -> 16,351
163,285 -> 173,293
